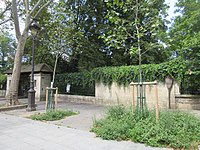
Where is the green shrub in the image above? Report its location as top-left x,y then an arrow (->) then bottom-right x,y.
92,106 -> 136,140
30,109 -> 77,121
0,73 -> 6,84
91,106 -> 200,149
55,58 -> 187,87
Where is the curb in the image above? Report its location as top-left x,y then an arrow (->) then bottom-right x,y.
0,104 -> 28,112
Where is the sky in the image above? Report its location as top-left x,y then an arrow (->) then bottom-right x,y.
165,0 -> 179,22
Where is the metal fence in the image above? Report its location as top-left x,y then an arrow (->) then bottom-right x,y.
57,82 -> 95,96
180,74 -> 200,95
0,81 -> 6,90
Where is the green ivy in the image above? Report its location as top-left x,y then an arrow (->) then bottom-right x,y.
55,71 -> 94,90
0,74 -> 6,85
55,58 -> 197,87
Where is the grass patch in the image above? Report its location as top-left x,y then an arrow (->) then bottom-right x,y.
30,109 -> 77,121
91,106 -> 200,149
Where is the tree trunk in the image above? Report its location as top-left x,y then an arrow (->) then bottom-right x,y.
6,35 -> 28,105
51,53 -> 59,88
5,0 -> 52,105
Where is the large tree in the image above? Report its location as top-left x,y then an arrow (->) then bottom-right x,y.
23,1 -> 53,66
169,0 -> 200,71
16,0 -> 109,73
168,0 -> 200,94
102,0 -> 168,66
51,0 -> 110,71
0,0 -> 53,105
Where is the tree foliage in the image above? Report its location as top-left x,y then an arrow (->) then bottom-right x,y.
0,31 -> 16,72
44,0 -> 110,72
169,0 -> 200,71
23,1 -> 54,66
21,0 -> 171,73
102,0 -> 169,65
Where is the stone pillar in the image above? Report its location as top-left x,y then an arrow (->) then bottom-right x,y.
34,73 -> 41,101
5,75 -> 12,97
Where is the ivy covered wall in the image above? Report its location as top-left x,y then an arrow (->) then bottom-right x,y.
55,58 -> 199,95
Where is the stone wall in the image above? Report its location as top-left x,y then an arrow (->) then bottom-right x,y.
5,75 -> 12,97
95,81 -> 180,109
95,82 -> 132,105
58,81 -> 181,109
35,73 -> 51,101
57,82 -> 200,110
58,94 -> 97,104
175,95 -> 200,110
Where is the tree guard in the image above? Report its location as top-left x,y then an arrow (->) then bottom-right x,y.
130,81 -> 159,122
45,87 -> 58,111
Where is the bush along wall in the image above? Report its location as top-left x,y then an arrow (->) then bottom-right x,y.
55,71 -> 94,94
0,74 -> 7,89
55,58 -> 199,94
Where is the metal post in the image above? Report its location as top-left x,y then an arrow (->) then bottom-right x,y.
26,36 -> 36,111
132,85 -> 135,111
155,82 -> 159,122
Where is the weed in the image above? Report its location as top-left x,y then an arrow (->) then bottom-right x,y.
30,109 -> 77,121
91,106 -> 200,149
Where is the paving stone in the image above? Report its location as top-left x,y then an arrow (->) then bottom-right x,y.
0,113 -> 171,150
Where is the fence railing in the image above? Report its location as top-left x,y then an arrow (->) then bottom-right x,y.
57,82 -> 95,96
180,74 -> 200,95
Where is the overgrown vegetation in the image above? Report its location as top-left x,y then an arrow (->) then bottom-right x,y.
56,58 -> 199,87
0,74 -> 6,85
56,58 -> 200,95
30,109 -> 77,121
0,74 -> 6,90
91,106 -> 200,149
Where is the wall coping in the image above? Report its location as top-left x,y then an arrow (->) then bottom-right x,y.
58,94 -> 96,98
175,94 -> 200,98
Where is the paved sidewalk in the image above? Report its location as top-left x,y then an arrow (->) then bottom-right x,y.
0,113 -> 171,150
1,99 -> 199,150
4,101 -> 105,131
